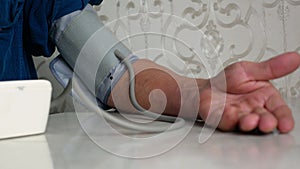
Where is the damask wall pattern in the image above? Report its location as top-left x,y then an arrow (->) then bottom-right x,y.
94,0 -> 300,98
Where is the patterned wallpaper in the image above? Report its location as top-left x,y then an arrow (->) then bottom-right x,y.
93,0 -> 300,98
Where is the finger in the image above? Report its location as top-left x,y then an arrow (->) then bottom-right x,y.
242,52 -> 300,81
265,92 -> 294,133
238,113 -> 260,132
271,105 -> 294,133
258,111 -> 278,133
217,107 -> 239,131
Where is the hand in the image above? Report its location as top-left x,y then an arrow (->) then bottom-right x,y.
108,52 -> 300,134
199,52 -> 300,133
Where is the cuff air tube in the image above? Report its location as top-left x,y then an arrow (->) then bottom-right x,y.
51,5 -> 185,132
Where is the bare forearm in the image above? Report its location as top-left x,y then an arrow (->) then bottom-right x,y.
108,52 -> 300,133
107,59 -> 209,118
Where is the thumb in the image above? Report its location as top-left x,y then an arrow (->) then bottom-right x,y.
243,52 -> 300,81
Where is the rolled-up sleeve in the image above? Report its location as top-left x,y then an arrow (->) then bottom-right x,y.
23,0 -> 103,57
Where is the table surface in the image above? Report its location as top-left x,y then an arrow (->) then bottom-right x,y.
1,99 -> 300,169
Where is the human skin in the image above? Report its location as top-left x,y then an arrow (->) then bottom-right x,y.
107,52 -> 300,133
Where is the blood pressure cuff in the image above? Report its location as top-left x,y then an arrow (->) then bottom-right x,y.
50,5 -> 138,108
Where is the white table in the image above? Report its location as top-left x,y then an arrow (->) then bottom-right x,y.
1,99 -> 299,169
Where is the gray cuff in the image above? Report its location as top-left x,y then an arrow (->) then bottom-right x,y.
97,55 -> 139,105
49,5 -> 139,107
50,4 -> 94,44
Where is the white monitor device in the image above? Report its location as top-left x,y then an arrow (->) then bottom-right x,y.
0,80 -> 52,139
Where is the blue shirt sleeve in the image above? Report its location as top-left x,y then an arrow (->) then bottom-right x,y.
23,0 -> 103,57
0,0 -> 38,80
0,0 -> 24,29
0,0 -> 103,80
